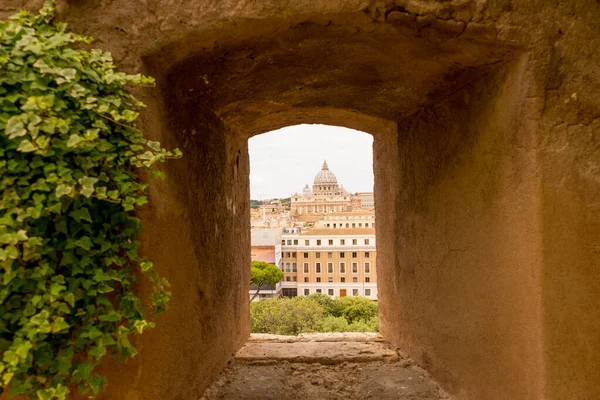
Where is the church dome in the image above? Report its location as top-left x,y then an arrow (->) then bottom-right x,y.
314,160 -> 338,184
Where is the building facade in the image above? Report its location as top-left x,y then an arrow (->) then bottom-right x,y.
290,161 -> 355,216
280,228 -> 377,299
314,211 -> 375,229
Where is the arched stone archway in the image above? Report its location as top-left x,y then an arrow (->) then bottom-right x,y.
2,1 -> 599,400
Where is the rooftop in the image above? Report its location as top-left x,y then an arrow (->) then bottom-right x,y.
298,228 -> 375,236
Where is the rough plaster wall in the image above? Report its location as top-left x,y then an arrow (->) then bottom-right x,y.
90,83 -> 252,399
522,3 -> 600,400
379,59 -> 546,400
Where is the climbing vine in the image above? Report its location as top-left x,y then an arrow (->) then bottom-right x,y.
0,1 -> 180,398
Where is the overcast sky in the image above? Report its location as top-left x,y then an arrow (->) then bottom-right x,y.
249,124 -> 374,199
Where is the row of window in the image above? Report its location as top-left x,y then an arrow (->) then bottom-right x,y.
285,262 -> 371,274
283,251 -> 371,259
304,288 -> 372,297
282,238 -> 372,246
323,222 -> 373,228
285,276 -> 372,283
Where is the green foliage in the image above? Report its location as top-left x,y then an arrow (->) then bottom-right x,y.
250,261 -> 284,287
306,293 -> 343,316
250,297 -> 326,335
250,260 -> 283,301
250,296 -> 378,335
335,296 -> 378,324
0,2 -> 180,398
249,199 -> 262,209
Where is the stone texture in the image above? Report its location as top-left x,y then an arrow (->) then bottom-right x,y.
201,334 -> 448,400
235,340 -> 398,364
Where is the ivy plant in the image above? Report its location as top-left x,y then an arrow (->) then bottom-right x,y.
0,1 -> 181,398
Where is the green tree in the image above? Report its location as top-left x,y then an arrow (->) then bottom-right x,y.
337,297 -> 378,324
317,315 -> 350,332
250,260 -> 283,302
250,297 -> 326,335
307,293 -> 343,316
249,296 -> 379,335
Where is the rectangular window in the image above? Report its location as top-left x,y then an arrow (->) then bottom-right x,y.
340,277 -> 346,283
365,252 -> 370,258
327,262 -> 333,273
316,252 -> 321,259
304,289 -> 310,296
304,277 -> 309,283
328,289 -> 334,296
365,277 -> 370,283
352,239 -> 357,245
316,277 -> 321,283
316,289 -> 322,293
352,252 -> 357,258
287,240 -> 292,245
365,239 -> 370,245
316,263 -> 321,273
328,277 -> 333,283
365,289 -> 371,296
340,252 -> 345,258
293,276 -> 297,282
340,262 -> 346,273
328,252 -> 333,258
353,277 -> 358,283
359,223 -> 362,227
352,289 -> 359,296
340,239 -> 345,245
292,262 -> 297,272
292,252 -> 297,258
303,262 -> 309,273
293,239 -> 298,245
304,252 -> 309,258
352,263 -> 358,273
345,223 -> 349,228
285,252 -> 290,258
305,240 -> 310,245
328,239 -> 333,245
286,276 -> 290,281
317,240 -> 321,246
281,240 -> 285,245
285,262 -> 291,272
364,262 -> 370,273
352,223 -> 356,228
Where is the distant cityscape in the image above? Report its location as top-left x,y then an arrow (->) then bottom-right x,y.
250,160 -> 376,301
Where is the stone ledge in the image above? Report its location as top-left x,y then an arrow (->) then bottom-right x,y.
235,340 -> 399,364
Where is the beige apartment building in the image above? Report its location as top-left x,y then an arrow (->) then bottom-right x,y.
314,211 -> 375,229
280,227 -> 377,299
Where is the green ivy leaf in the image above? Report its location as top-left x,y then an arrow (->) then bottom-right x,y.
69,208 -> 92,223
66,134 -> 82,148
63,293 -> 75,308
55,184 -> 72,198
17,140 -> 37,153
5,116 -> 27,139
51,318 -> 70,333
78,176 -> 98,198
74,236 -> 92,250
147,141 -> 161,151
